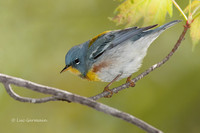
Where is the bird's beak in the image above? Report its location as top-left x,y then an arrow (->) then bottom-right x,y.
60,65 -> 70,74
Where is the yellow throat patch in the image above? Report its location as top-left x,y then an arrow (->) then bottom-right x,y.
67,66 -> 100,81
67,66 -> 81,75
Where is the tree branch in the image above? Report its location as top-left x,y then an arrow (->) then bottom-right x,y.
91,21 -> 190,100
0,73 -> 162,133
4,83 -> 59,103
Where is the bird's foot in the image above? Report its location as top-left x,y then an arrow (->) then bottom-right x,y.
126,76 -> 135,87
102,73 -> 122,98
103,86 -> 113,98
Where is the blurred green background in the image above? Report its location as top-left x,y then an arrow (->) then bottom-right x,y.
0,0 -> 200,133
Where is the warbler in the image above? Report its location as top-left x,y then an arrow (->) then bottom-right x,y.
61,20 -> 180,94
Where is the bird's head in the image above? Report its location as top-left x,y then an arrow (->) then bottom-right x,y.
60,43 -> 88,76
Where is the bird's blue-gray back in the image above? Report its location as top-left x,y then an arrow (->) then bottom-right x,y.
86,25 -> 158,63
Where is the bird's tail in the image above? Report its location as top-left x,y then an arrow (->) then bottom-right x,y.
136,20 -> 181,51
154,20 -> 182,32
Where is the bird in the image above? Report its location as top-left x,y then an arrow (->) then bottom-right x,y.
60,20 -> 181,97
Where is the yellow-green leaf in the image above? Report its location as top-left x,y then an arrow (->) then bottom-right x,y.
167,0 -> 173,17
112,0 -> 173,26
112,0 -> 149,26
144,0 -> 173,25
184,0 -> 200,15
190,16 -> 200,46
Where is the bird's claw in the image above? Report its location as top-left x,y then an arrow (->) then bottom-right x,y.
126,76 -> 135,87
103,86 -> 113,98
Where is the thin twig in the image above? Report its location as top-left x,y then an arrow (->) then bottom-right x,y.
0,73 -> 162,133
91,22 -> 190,100
4,83 -> 59,103
172,0 -> 188,20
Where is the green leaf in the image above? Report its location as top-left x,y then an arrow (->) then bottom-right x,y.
190,16 -> 200,47
111,0 -> 173,26
183,0 -> 200,47
184,0 -> 200,15
112,0 -> 149,26
144,0 -> 173,25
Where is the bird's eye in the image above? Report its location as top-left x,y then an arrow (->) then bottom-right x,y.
74,58 -> 80,65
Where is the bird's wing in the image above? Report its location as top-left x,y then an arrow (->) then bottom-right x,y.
87,24 -> 158,61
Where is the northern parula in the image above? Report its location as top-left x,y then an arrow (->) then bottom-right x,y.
61,20 -> 180,94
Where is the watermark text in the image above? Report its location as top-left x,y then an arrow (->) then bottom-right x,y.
11,118 -> 48,123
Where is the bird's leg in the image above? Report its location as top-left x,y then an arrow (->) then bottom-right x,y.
126,75 -> 135,87
103,73 -> 122,98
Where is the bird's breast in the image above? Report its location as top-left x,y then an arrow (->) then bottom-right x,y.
85,61 -> 110,81
85,70 -> 101,81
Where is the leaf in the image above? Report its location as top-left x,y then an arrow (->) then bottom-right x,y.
190,16 -> 200,47
112,0 -> 149,26
184,0 -> 200,15
111,0 -> 173,26
144,0 -> 173,25
183,0 -> 200,46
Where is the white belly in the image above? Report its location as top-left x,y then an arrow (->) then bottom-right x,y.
93,34 -> 159,82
